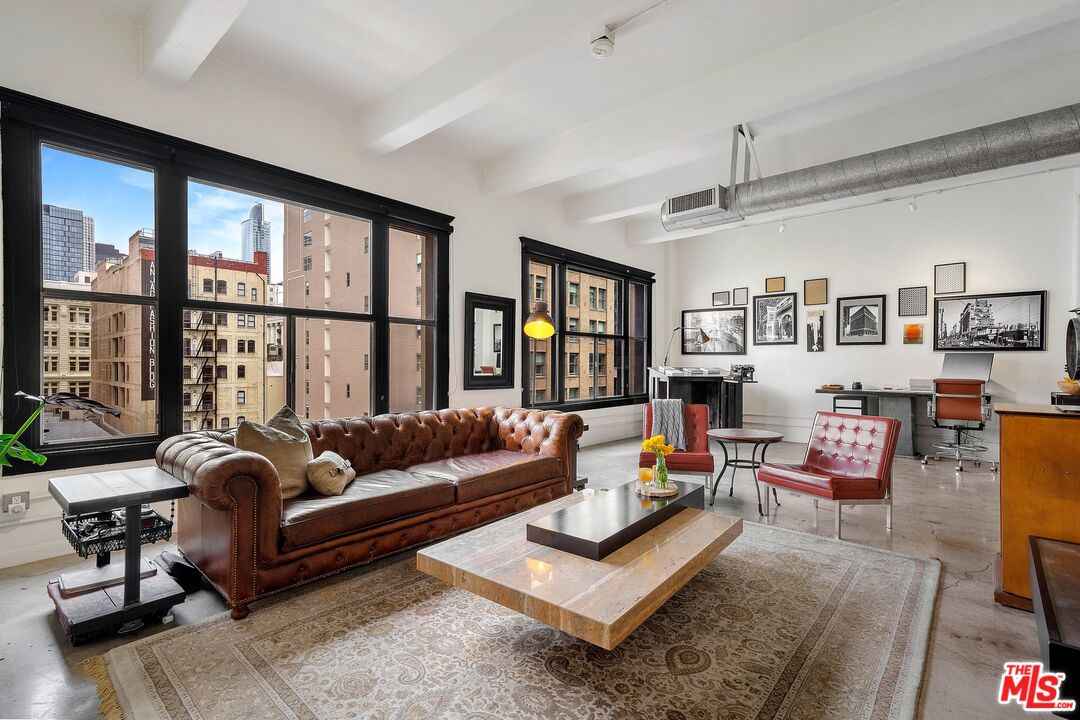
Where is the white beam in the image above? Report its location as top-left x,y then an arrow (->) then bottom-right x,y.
482,0 -> 1080,195
356,0 -> 637,154
143,0 -> 250,88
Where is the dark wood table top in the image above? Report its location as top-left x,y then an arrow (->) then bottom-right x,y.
48,466 -> 189,515
707,428 -> 784,443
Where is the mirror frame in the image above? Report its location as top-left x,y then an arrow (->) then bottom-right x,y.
463,292 -> 516,390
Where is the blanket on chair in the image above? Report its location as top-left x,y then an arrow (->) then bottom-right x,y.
650,399 -> 687,451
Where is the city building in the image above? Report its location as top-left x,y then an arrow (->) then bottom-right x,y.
241,203 -> 272,279
183,249 -> 270,431
94,241 -> 126,267
88,230 -> 158,437
42,204 -> 94,283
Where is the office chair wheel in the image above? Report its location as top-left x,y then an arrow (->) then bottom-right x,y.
955,464 -> 963,472
921,457 -> 930,465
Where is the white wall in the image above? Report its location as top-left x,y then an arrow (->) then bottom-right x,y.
671,170 -> 1080,447
0,0 -> 667,567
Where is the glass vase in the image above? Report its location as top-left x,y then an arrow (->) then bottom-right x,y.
654,455 -> 669,489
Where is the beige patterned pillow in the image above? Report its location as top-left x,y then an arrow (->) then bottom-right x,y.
236,406 -> 313,499
307,451 -> 357,496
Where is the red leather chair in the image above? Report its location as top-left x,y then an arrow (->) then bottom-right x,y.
922,378 -> 994,473
639,404 -> 714,487
757,411 -> 900,539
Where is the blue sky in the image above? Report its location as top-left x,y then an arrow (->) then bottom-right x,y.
42,146 -> 285,282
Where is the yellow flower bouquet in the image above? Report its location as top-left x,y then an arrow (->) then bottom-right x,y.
641,434 -> 675,488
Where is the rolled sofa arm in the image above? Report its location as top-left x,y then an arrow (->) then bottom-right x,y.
156,432 -> 283,515
493,408 -> 585,479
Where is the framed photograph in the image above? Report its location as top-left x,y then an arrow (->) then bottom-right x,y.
898,286 -> 927,316
933,290 -> 1045,351
492,323 -> 502,353
836,294 -> 886,345
711,290 -> 730,307
804,278 -> 828,306
903,323 -> 924,344
681,308 -> 746,355
753,292 -> 797,345
934,262 -> 966,295
733,287 -> 749,306
806,309 -> 825,352
765,276 -> 786,293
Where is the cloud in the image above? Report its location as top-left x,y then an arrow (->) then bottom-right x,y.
116,168 -> 155,191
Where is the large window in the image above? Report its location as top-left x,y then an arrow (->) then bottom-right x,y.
1,91 -> 452,473
521,238 -> 652,410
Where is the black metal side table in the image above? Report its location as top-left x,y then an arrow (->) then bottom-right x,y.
47,466 -> 189,644
707,428 -> 783,515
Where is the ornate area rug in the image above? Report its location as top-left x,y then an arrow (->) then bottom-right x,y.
101,523 -> 939,720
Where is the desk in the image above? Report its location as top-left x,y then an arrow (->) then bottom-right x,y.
815,388 -> 931,457
649,368 -> 753,428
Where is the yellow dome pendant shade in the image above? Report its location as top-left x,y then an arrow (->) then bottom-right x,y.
523,301 -> 556,339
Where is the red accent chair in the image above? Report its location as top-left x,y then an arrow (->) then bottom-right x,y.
757,411 -> 900,539
639,404 -> 714,486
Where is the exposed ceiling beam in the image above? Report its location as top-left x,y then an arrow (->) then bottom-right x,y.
482,0 -> 1080,196
355,0 -> 649,154
143,0 -> 251,88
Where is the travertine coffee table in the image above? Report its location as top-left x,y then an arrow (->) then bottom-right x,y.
416,487 -> 742,650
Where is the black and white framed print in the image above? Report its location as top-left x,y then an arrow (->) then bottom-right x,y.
933,290 -> 1045,351
806,309 -> 825,352
733,287 -> 749,306
681,308 -> 746,355
753,292 -> 797,345
712,290 -> 730,306
804,278 -> 828,306
836,294 -> 886,345
934,262 -> 966,294
898,285 -> 927,316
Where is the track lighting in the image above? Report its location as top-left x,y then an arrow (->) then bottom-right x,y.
908,197 -> 918,213
778,220 -> 786,233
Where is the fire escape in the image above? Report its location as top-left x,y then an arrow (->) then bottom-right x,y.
185,261 -> 221,431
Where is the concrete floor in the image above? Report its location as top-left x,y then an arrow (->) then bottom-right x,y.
0,438 -> 1034,719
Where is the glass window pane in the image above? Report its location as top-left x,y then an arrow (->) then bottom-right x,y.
564,337 -> 623,400
41,145 -> 155,292
389,227 -> 435,319
528,336 -> 554,404
187,181 -> 372,314
566,268 -> 621,335
293,319 -> 372,421
389,323 -> 435,413
42,297 -> 158,444
629,338 -> 647,395
629,281 -> 647,338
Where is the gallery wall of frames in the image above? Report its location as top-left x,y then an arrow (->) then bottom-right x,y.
685,261 -> 1046,356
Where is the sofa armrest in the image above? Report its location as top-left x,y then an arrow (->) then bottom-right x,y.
493,408 -> 585,480
156,432 -> 283,517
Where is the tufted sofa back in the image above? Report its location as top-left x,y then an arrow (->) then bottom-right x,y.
804,411 -> 900,489
201,407 -> 575,476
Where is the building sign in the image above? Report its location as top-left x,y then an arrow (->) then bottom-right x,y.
142,257 -> 157,401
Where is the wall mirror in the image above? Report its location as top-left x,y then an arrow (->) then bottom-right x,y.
464,292 -> 515,390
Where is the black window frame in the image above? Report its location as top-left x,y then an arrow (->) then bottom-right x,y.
520,237 -> 653,412
1,88 -> 452,474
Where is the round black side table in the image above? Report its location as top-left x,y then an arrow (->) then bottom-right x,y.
707,428 -> 784,515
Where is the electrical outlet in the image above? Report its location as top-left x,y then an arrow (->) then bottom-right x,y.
2,491 -> 31,514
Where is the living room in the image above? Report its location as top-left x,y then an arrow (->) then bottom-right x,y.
1,1 -> 1079,718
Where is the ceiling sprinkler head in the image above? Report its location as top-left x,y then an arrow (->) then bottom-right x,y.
590,34 -> 615,59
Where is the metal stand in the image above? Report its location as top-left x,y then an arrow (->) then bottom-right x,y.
709,439 -> 780,515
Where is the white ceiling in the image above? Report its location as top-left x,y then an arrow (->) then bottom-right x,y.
75,0 -> 1080,238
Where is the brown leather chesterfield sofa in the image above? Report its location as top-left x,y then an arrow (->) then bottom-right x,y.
157,407 -> 584,619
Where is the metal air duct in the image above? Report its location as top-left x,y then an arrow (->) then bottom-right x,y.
661,103 -> 1080,231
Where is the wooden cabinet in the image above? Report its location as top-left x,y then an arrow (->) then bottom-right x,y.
995,404 -> 1080,610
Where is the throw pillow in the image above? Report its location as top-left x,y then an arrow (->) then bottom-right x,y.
236,406 -> 313,499
307,451 -> 356,496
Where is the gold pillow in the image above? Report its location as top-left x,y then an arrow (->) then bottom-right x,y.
307,451 -> 357,496
236,406 -> 313,499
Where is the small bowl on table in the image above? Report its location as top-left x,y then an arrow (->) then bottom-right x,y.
1058,380 -> 1080,395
